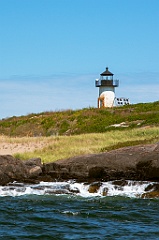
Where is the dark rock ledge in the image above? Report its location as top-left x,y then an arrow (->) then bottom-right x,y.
0,142 -> 159,186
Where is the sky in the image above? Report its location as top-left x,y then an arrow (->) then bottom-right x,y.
0,0 -> 159,119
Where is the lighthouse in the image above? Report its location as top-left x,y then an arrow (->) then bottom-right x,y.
95,67 -> 119,108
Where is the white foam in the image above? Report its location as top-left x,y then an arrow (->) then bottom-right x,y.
0,180 -> 156,198
99,181 -> 150,198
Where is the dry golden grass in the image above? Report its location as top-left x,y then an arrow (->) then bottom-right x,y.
0,126 -> 158,163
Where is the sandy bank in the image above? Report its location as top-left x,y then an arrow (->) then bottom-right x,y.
0,136 -> 47,155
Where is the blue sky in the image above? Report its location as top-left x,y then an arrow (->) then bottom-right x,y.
0,0 -> 159,119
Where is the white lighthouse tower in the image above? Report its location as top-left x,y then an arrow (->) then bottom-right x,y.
95,67 -> 119,108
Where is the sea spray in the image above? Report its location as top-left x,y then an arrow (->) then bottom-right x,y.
0,180 -> 158,198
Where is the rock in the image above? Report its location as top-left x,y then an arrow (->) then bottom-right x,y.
45,189 -> 70,195
145,183 -> 159,192
142,191 -> 159,198
24,158 -> 42,168
24,158 -> 43,179
89,167 -> 105,179
68,187 -> 80,194
43,142 -> 159,182
29,166 -> 42,178
0,155 -> 28,185
88,182 -> 101,193
0,155 -> 43,185
102,187 -> 109,196
36,174 -> 53,182
0,169 -> 11,186
112,180 -> 128,186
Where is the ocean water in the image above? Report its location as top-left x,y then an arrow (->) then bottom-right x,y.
0,181 -> 159,240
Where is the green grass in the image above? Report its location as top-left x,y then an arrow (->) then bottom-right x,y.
13,126 -> 159,163
0,101 -> 159,137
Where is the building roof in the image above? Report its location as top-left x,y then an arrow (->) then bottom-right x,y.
100,67 -> 114,76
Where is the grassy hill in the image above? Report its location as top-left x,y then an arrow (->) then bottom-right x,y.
0,101 -> 159,162
0,101 -> 159,137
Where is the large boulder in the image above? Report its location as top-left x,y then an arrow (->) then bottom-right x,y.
43,142 -> 159,182
0,156 -> 43,185
23,158 -> 43,178
0,155 -> 28,185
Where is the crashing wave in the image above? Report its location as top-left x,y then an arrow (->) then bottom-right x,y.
0,180 -> 158,198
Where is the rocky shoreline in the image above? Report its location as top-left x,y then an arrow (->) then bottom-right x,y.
0,142 -> 159,186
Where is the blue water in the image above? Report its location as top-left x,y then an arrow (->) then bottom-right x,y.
0,194 -> 159,239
